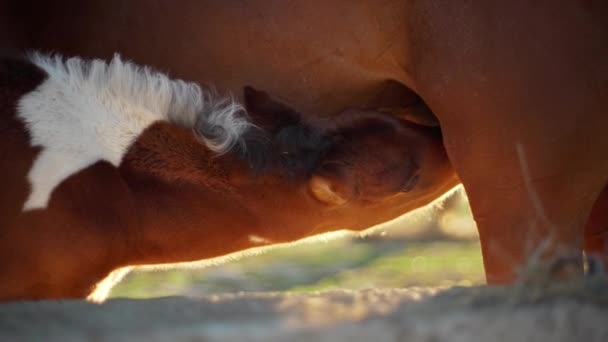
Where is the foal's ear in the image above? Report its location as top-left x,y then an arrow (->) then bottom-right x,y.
243,86 -> 301,131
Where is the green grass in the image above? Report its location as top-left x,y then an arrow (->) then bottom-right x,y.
291,241 -> 483,292
110,237 -> 483,298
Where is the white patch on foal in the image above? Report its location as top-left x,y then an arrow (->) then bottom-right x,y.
18,53 -> 250,210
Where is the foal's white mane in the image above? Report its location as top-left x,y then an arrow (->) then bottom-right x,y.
19,53 -> 251,210
30,53 -> 250,153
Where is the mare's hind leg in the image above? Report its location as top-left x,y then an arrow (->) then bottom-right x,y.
584,186 -> 608,270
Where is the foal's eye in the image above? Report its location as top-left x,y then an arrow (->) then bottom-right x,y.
400,174 -> 420,192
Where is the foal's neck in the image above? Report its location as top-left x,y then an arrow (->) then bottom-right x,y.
119,122 -> 276,265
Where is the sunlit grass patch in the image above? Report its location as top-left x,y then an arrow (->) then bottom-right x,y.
290,241 -> 483,292
111,238 -> 483,298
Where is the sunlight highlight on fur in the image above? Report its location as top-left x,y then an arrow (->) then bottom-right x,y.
136,230 -> 353,272
88,267 -> 134,302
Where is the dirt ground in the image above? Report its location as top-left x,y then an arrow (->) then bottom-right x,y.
1,277 -> 606,342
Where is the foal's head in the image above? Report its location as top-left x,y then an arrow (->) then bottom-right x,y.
228,87 -> 457,238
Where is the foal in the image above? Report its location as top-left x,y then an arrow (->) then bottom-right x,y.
0,54 -> 456,301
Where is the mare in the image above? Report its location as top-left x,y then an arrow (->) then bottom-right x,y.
0,54 -> 455,300
2,0 -> 608,284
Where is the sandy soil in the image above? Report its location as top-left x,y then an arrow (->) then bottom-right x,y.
0,277 -> 606,342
